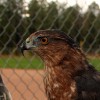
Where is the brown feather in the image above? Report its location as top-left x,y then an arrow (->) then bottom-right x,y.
20,29 -> 100,100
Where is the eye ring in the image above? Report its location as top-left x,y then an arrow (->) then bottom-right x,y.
41,37 -> 48,45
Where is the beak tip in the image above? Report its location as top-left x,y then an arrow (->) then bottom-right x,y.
19,42 -> 26,56
20,48 -> 24,56
19,41 -> 30,56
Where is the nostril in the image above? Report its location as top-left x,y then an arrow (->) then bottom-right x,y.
26,40 -> 30,43
26,38 -> 30,43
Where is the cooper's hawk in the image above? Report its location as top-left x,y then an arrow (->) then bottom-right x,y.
20,29 -> 100,100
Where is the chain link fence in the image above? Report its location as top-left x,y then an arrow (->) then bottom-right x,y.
0,0 -> 100,100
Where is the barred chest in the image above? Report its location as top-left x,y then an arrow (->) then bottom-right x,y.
43,66 -> 77,100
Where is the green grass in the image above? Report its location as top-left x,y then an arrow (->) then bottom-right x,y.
88,57 -> 100,71
0,56 -> 44,69
0,56 -> 100,70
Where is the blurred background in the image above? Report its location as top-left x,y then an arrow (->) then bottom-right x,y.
0,0 -> 100,100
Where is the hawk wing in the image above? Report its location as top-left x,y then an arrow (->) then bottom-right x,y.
75,65 -> 100,99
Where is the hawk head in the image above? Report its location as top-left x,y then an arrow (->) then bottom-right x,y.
20,29 -> 79,64
20,30 -> 100,100
20,29 -> 88,99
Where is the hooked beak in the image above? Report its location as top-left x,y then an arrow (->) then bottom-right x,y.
20,42 -> 28,56
19,37 -> 37,55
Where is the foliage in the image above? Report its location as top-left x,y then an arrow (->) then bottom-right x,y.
0,56 -> 100,70
0,0 -> 100,54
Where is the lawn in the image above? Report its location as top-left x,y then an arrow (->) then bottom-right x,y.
0,56 -> 100,70
88,57 -> 100,70
0,56 -> 44,69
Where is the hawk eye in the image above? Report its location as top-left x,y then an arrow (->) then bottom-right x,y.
41,37 -> 48,45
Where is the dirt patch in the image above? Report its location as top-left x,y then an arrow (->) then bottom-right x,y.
0,68 -> 47,100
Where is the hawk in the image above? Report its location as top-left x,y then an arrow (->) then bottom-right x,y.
20,29 -> 100,100
0,74 -> 12,100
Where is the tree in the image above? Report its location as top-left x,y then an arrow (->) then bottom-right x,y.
0,0 -> 24,54
59,5 -> 83,41
28,0 -> 46,32
81,2 -> 100,52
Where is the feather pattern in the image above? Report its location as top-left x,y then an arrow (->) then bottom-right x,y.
20,29 -> 100,100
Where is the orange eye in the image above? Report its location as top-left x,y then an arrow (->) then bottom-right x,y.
41,37 -> 48,44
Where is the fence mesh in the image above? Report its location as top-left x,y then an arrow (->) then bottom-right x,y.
0,0 -> 100,100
